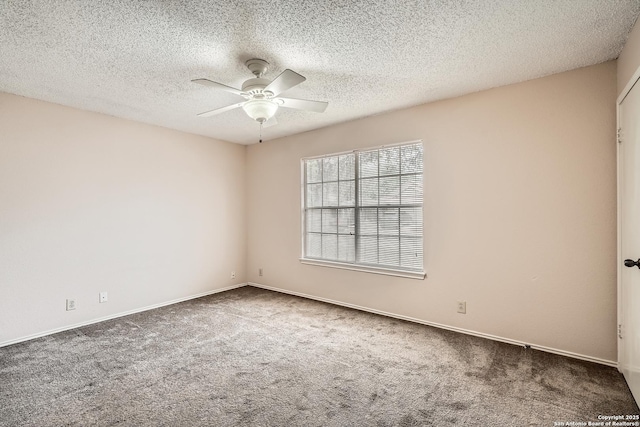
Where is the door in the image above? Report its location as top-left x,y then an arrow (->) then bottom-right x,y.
619,75 -> 640,405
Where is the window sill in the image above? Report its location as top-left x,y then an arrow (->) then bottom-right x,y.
299,258 -> 426,280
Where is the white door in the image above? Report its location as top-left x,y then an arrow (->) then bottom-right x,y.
619,76 -> 640,405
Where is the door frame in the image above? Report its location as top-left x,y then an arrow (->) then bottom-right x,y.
617,63 -> 640,372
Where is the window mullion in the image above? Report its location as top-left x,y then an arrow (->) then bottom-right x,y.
320,159 -> 324,258
377,150 -> 380,266
354,152 -> 360,264
397,206 -> 401,267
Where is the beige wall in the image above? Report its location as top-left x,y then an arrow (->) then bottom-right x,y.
0,60 -> 620,362
246,61 -> 618,363
0,92 -> 246,345
618,16 -> 640,96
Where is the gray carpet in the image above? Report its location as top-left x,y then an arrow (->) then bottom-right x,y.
1,286 -> 638,426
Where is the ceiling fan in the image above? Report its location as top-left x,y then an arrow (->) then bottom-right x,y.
192,59 -> 328,128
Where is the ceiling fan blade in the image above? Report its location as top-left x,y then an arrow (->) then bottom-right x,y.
276,97 -> 328,113
263,116 -> 278,128
197,102 -> 246,118
192,78 -> 245,97
264,69 -> 306,96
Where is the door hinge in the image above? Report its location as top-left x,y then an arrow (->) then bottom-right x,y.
618,323 -> 623,339
617,128 -> 623,144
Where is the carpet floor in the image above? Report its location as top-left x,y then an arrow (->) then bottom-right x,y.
1,286 -> 638,426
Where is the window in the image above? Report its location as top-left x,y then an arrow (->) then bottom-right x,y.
301,141 -> 424,279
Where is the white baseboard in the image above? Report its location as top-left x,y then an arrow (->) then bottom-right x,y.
0,283 -> 248,348
4,281 -> 616,368
248,282 -> 616,368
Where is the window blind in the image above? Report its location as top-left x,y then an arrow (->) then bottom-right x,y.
303,141 -> 423,273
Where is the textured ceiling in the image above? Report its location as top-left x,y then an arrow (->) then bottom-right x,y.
1,1 -> 639,145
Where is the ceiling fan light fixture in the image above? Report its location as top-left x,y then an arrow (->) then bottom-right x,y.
193,58 -> 327,129
242,99 -> 278,123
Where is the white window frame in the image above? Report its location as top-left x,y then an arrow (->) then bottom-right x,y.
300,140 -> 426,280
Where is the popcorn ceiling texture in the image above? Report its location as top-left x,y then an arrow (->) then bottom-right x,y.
0,0 -> 638,144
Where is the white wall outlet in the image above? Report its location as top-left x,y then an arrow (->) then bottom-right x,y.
231,271 -> 236,280
66,299 -> 76,311
457,301 -> 467,314
259,268 -> 263,277
99,291 -> 108,303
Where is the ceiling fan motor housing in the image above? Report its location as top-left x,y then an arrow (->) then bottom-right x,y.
241,78 -> 272,97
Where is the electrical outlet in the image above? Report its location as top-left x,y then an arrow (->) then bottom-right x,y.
457,301 -> 466,314
259,268 -> 263,277
231,271 -> 236,280
66,299 -> 76,311
99,291 -> 108,303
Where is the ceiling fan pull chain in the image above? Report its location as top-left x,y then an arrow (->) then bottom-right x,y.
259,122 -> 263,143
